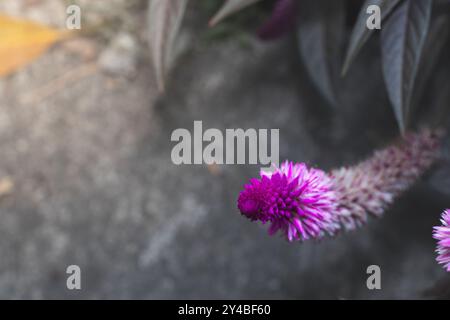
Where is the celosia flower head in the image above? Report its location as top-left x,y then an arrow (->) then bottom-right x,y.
433,209 -> 450,272
237,161 -> 338,241
238,129 -> 442,242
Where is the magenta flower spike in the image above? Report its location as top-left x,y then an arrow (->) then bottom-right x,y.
238,161 -> 339,242
433,209 -> 450,272
237,129 -> 442,241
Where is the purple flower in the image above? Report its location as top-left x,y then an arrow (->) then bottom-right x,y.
257,0 -> 298,40
237,161 -> 338,241
238,129 -> 442,242
433,209 -> 450,272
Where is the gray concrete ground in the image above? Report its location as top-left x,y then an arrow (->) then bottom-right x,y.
0,0 -> 449,299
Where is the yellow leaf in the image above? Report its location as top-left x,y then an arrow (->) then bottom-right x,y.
0,14 -> 64,77
0,177 -> 13,197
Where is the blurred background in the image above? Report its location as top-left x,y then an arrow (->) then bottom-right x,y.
0,0 -> 449,299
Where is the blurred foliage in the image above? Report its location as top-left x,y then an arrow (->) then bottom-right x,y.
208,0 -> 263,26
147,0 -> 188,92
296,0 -> 448,133
148,0 -> 450,133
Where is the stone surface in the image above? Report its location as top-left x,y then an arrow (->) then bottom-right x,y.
0,1 -> 449,299
99,32 -> 139,77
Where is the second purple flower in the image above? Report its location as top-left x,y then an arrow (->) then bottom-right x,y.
433,209 -> 450,272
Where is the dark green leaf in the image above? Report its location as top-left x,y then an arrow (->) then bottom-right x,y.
209,0 -> 263,26
147,0 -> 188,92
342,0 -> 403,75
381,0 -> 433,132
296,0 -> 345,107
413,14 -> 449,113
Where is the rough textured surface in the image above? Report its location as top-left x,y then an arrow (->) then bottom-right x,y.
0,1 -> 449,299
